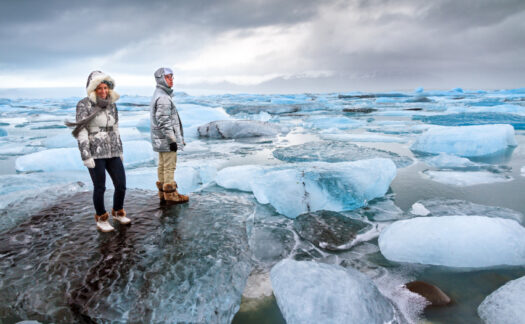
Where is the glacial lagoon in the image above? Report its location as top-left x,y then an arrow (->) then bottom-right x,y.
1,88 -> 525,323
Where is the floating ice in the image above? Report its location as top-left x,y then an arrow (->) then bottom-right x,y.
225,104 -> 299,115
321,133 -> 406,143
0,191 -> 254,323
273,140 -> 413,168
410,203 -> 430,216
422,170 -> 513,186
413,112 -> 525,129
406,198 -> 524,224
379,216 -> 525,267
197,120 -> 284,139
270,259 -> 395,324
0,128 -> 6,137
477,276 -> 525,324
215,158 -> 397,218
293,210 -> 371,251
424,153 -> 477,168
16,140 -> 154,172
305,116 -> 365,130
411,124 -> 517,157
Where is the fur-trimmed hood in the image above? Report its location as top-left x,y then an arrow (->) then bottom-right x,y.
86,70 -> 120,104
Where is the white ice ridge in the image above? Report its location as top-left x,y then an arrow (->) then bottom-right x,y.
270,259 -> 395,324
478,275 -> 525,324
411,124 -> 517,157
215,158 -> 397,218
15,140 -> 154,172
379,216 -> 525,267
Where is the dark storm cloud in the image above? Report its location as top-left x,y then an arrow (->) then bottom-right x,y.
0,0 -> 322,68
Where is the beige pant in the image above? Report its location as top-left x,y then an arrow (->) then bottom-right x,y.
158,151 -> 177,184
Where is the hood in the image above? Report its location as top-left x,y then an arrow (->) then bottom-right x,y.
154,67 -> 173,90
86,70 -> 120,104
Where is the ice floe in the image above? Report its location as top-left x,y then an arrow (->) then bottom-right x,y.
379,216 -> 525,267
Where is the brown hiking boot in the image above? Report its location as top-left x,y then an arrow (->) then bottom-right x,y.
163,182 -> 189,204
156,181 -> 166,203
94,212 -> 114,232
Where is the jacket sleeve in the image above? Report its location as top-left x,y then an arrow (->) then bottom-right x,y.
76,100 -> 92,161
155,96 -> 177,144
172,105 -> 184,149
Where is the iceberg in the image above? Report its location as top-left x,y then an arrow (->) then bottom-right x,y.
197,120 -> 284,139
406,198 -> 524,224
273,140 -> 412,168
0,190 -> 254,323
15,140 -> 155,172
411,124 -> 517,157
379,216 -> 525,267
321,133 -> 407,143
293,210 -> 371,250
215,158 -> 397,218
270,259 -> 395,324
422,170 -> 513,186
305,116 -> 365,130
477,276 -> 525,324
413,113 -> 525,129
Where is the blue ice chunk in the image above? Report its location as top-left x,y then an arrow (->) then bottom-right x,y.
215,158 -> 397,218
415,87 -> 424,93
452,87 -> 464,93
0,128 -> 6,137
15,140 -> 155,172
270,259 -> 395,324
273,140 -> 413,168
379,216 -> 525,267
413,113 -> 525,130
411,124 -> 517,157
478,275 -> 525,324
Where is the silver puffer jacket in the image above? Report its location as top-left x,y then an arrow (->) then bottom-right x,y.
149,69 -> 184,152
75,71 -> 123,161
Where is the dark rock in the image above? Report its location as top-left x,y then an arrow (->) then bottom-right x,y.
405,281 -> 451,306
293,210 -> 370,251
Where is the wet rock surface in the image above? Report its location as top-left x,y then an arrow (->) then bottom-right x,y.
0,190 -> 254,323
293,210 -> 371,251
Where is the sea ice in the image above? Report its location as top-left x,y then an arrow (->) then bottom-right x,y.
406,198 -> 524,224
379,216 -> 525,267
215,158 -> 397,218
304,116 -> 365,130
197,120 -> 284,139
270,259 -> 395,324
411,124 -> 517,157
424,153 -> 477,168
477,275 -> 525,324
422,170 -> 513,186
321,133 -> 406,143
414,113 -> 525,129
15,140 -> 155,172
272,140 -> 413,168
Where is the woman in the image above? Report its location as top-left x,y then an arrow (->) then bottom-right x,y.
66,71 -> 130,232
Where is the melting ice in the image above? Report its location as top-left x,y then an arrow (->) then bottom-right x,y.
1,88 -> 525,323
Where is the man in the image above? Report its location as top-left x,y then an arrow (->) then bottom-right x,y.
150,67 -> 189,204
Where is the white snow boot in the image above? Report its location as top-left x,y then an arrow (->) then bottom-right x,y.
112,208 -> 131,225
95,212 -> 115,232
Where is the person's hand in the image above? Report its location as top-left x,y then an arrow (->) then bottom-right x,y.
84,158 -> 95,169
169,142 -> 178,152
120,154 -> 124,163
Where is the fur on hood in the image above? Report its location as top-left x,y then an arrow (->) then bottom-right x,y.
86,70 -> 120,104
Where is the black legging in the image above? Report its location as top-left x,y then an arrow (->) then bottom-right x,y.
88,157 -> 126,216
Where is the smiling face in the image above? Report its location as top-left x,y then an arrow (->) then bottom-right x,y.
95,82 -> 109,99
164,74 -> 174,88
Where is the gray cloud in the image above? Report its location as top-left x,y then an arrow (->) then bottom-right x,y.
1,0 -> 524,91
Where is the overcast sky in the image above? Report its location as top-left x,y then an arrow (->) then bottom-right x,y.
1,0 -> 524,93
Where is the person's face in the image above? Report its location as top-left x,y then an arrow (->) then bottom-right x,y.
164,74 -> 174,88
95,83 -> 109,99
